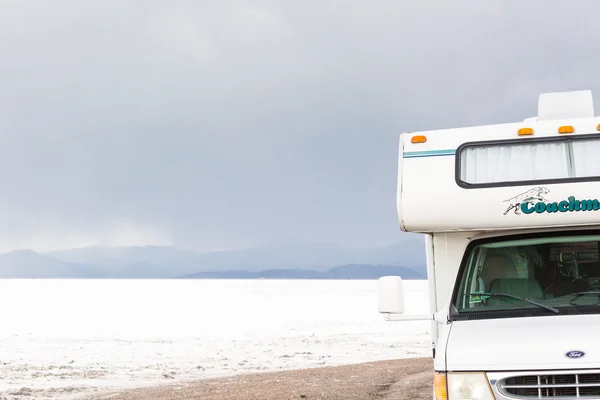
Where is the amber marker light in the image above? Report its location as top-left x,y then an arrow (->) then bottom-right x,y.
518,127 -> 534,136
434,372 -> 448,400
558,125 -> 574,134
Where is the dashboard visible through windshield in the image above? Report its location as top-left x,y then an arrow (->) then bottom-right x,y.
452,233 -> 600,320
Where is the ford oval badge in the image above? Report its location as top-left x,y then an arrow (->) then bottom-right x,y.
565,351 -> 585,359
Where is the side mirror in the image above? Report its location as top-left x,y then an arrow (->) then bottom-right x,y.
378,276 -> 405,314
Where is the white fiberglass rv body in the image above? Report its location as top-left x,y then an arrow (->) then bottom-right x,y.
379,90 -> 600,400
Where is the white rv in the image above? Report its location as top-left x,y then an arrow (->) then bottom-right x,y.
379,90 -> 600,400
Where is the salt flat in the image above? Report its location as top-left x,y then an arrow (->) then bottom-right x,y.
0,279 -> 430,399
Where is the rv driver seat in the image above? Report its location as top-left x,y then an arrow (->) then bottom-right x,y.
482,253 -> 546,307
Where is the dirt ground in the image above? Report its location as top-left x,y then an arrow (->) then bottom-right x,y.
86,357 -> 433,400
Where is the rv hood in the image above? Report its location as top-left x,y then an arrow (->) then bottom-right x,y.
446,313 -> 600,371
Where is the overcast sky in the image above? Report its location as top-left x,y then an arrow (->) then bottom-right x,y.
1,1 -> 599,252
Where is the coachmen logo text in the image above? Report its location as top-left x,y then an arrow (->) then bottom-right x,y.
522,196 -> 600,214
503,186 -> 600,215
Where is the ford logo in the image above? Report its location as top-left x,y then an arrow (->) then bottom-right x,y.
565,351 -> 586,359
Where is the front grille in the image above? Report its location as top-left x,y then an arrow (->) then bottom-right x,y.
499,373 -> 600,398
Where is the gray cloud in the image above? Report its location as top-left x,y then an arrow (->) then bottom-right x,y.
1,1 -> 599,251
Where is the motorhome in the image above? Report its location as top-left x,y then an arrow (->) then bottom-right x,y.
378,90 -> 600,400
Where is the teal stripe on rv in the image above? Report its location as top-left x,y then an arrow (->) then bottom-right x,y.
402,149 -> 455,158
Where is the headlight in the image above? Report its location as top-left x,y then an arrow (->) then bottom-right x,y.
435,372 -> 495,400
448,373 -> 495,400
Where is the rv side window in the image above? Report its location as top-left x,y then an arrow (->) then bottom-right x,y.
571,139 -> 600,178
457,136 -> 600,187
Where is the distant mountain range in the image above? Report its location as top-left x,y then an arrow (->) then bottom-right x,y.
177,264 -> 422,279
0,234 -> 426,279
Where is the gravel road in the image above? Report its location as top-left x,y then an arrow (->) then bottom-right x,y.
85,357 -> 433,400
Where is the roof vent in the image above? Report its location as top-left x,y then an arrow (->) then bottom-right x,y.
538,90 -> 594,121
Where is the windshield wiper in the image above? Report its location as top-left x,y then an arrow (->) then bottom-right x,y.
464,292 -> 559,314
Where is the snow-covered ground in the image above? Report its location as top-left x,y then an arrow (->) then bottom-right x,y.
0,279 -> 430,399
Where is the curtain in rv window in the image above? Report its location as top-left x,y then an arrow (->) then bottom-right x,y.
571,139 -> 600,178
458,136 -> 600,186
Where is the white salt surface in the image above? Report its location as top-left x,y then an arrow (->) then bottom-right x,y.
0,279 -> 430,399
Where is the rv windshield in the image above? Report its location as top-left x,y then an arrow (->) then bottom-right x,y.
452,233 -> 600,320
